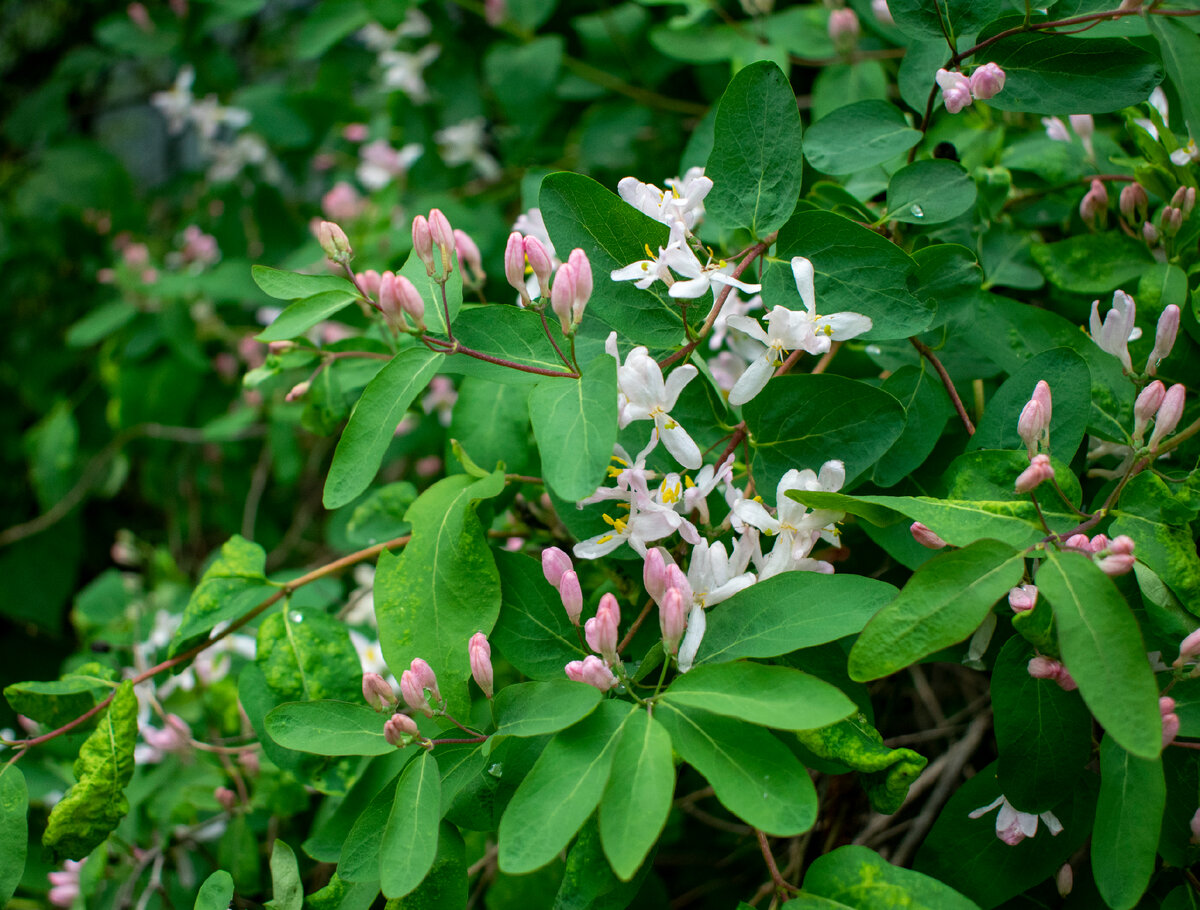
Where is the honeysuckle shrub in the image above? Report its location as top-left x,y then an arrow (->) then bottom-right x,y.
4,0 -> 1200,908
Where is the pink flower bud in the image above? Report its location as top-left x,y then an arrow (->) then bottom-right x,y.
363,672 -> 396,711
400,669 -> 433,717
872,0 -> 894,25
1017,399 -> 1047,458
585,593 -> 621,662
541,546 -> 573,588
664,564 -> 694,607
412,215 -> 435,275
558,570 -> 583,626
910,521 -> 949,550
643,548 -> 669,604
1069,114 -> 1094,141
936,69 -> 973,114
454,229 -> 485,285
659,586 -> 688,655
318,221 -> 353,264
1088,533 -> 1110,554
428,208 -> 455,277
1190,808 -> 1200,843
322,181 -> 364,221
1031,380 -> 1052,428
1147,305 -> 1180,376
1134,380 -> 1167,440
828,8 -> 860,51
239,749 -> 259,776
378,270 -> 401,318
1043,116 -> 1070,143
524,236 -> 554,297
1144,221 -> 1160,245
1079,179 -> 1108,227
1096,552 -> 1136,576
504,232 -> 530,303
384,712 -> 420,746
1109,535 -> 1135,556
410,658 -> 442,705
485,0 -> 507,25
1008,584 -> 1038,613
1149,383 -> 1186,450
214,786 -> 238,811
1184,187 -> 1196,219
1064,533 -> 1092,551
551,263 -> 576,335
969,63 -> 1006,101
1056,864 -> 1073,898
1028,656 -> 1078,691
469,632 -> 493,699
1162,696 -> 1180,747
1015,453 -> 1055,493
1119,182 -> 1149,222
358,268 -> 382,299
342,123 -> 368,142
1176,628 -> 1200,667
1163,206 -> 1184,237
565,654 -> 618,691
568,248 -> 592,324
395,274 -> 425,330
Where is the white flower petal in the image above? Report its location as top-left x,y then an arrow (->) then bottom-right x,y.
728,355 -> 773,406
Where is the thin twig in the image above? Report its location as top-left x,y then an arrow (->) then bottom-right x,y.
910,338 -> 974,435
755,830 -> 800,895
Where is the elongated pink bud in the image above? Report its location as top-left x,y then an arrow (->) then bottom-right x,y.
828,8 -> 859,51
1063,533 -> 1092,551
1079,179 -> 1108,227
285,381 -> 310,403
378,270 -> 401,320
1149,383 -> 1186,450
1017,399 -> 1047,458
541,546 -> 572,587
1056,864 -> 1073,898
469,632 -> 493,699
395,274 -> 425,330
363,672 -> 396,712
1163,206 -> 1184,237
1134,380 -> 1167,441
409,658 -> 442,706
565,654 -> 618,691
969,63 -> 1006,100
664,563 -> 693,606
936,69 -> 972,114
1191,809 -> 1200,844
523,236 -> 553,297
400,669 -> 433,717
358,269 -> 383,299
1162,696 -> 1181,747
384,712 -> 420,746
1008,584 -> 1037,613
659,586 -> 687,655
1120,183 -> 1149,222
1096,537 -> 1135,576
558,570 -> 583,626
454,229 -> 484,285
911,522 -> 948,550
1147,305 -> 1180,376
1070,114 -> 1094,140
585,593 -> 620,663
1144,221 -> 1160,245
412,215 -> 435,275
214,786 -> 237,811
550,263 -> 576,335
1032,380 -> 1052,428
1015,453 -> 1055,493
1028,655 -> 1077,691
643,548 -> 668,603
1176,628 -> 1200,667
504,232 -> 530,304
568,249 -> 592,325
318,221 -> 353,264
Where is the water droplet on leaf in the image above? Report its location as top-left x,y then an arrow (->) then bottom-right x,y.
909,204 -> 925,218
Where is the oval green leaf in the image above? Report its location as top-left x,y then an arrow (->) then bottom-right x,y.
663,662 -> 855,731
885,160 -> 977,225
265,701 -> 395,757
380,751 -> 442,899
804,100 -> 921,175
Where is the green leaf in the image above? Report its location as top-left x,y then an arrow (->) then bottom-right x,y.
252,265 -> 357,300
344,482 -> 416,548
491,679 -> 601,743
744,374 -> 906,494
43,680 -> 138,860
799,844 -> 981,910
66,300 -> 137,347
498,700 -> 636,874
266,701 -> 394,756
389,822 -> 466,910
888,0 -> 1002,41
992,637 -> 1093,813
656,703 -> 816,835
380,751 -> 442,899
447,379 -> 533,476
1038,549 -> 1162,759
338,772 -> 406,883
0,766 -> 27,906
695,572 -> 898,666
447,307 -> 573,386
795,713 -> 927,814
663,662 -> 855,731
256,290 -> 358,342
492,550 -> 588,680
324,348 -> 446,509
172,535 -> 272,654
773,211 -> 932,340
195,871 -> 234,910
305,873 -> 379,910
1091,735 -> 1164,910
540,172 -> 683,347
1110,472 -> 1200,614
705,60 -> 804,237
598,711 -> 674,882
1031,234 -> 1156,295
295,0 -> 370,59
257,609 -> 362,704
849,540 -> 1025,681
375,472 -> 505,717
529,353 -> 618,502
873,364 -> 953,488
266,840 -> 302,910
1148,17 -> 1200,146
305,752 -> 411,863
397,246 -> 462,337
885,160 -> 977,225
3,666 -> 115,730
803,101 -> 921,175
980,33 -> 1164,115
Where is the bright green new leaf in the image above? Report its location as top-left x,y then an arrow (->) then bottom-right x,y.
256,290 -> 358,342
257,609 -> 362,704
529,353 -> 618,502
656,702 -> 817,835
1038,549 -> 1162,759
491,550 -> 587,681
266,839 -> 302,910
599,711 -> 674,882
663,662 -> 855,731
374,472 -> 505,717
705,60 -> 803,237
743,374 -> 905,494
43,680 -> 138,860
172,535 -> 272,655
265,701 -> 396,756
849,539 -> 1025,681
799,844 -> 981,910
804,100 -> 921,175
1092,735 -> 1164,910
380,751 -> 442,899
251,265 -> 357,300
194,871 -> 235,910
0,765 -> 27,906
885,160 -> 977,225
498,700 -> 636,874
490,679 -> 601,743
323,348 -> 446,509
695,572 -> 897,666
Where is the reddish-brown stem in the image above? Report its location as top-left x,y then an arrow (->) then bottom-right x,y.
911,338 -> 975,435
618,598 -> 657,653
430,736 -> 489,745
536,307 -> 575,371
9,534 -> 412,756
421,334 -> 579,378
755,829 -> 799,895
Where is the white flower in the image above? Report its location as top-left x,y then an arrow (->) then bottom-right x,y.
1088,289 -> 1142,372
969,795 -> 1063,846
350,629 -> 391,679
734,461 -> 845,579
1171,137 -> 1200,167
614,340 -> 702,469
436,118 -> 500,180
659,243 -> 762,300
357,139 -> 423,191
151,66 -> 196,134
709,289 -> 762,351
379,44 -> 440,103
618,169 -> 713,233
